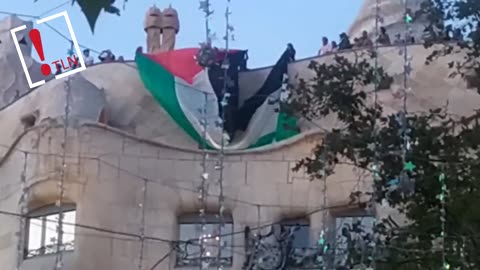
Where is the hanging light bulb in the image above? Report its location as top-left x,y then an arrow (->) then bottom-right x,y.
220,98 -> 228,107
214,161 -> 223,170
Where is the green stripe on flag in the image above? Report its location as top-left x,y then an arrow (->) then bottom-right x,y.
248,112 -> 299,149
135,53 -> 205,146
275,111 -> 299,141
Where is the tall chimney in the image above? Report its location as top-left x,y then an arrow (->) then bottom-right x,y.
159,5 -> 180,52
144,5 -> 163,54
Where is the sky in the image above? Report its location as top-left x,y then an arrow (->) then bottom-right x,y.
1,0 -> 363,68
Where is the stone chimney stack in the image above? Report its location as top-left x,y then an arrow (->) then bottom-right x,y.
348,0 -> 431,42
144,5 -> 162,54
159,5 -> 179,52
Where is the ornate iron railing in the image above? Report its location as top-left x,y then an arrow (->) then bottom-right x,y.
243,220 -> 377,270
175,241 -> 233,267
243,225 -> 329,270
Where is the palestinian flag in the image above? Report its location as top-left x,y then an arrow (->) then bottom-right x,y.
135,47 -> 298,150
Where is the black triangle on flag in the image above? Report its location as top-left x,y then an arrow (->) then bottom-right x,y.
207,50 -> 248,137
234,44 -> 296,131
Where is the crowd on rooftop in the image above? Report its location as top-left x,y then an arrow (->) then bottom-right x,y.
318,25 -> 465,56
72,23 -> 467,70
53,49 -> 126,75
82,49 -> 124,66
318,27 -> 410,56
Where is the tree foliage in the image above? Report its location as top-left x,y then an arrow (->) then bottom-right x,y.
289,1 -> 480,268
420,0 -> 480,92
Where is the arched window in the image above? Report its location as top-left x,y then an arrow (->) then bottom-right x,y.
25,204 -> 76,258
176,213 -> 233,267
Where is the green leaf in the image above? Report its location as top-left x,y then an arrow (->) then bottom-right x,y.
76,0 -> 111,33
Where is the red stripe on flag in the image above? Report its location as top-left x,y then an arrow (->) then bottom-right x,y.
145,48 -> 244,84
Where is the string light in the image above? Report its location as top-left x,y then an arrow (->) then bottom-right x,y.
198,0 -> 213,269
214,0 -> 233,269
384,0 -> 415,199
138,179 -> 147,270
198,92 -> 210,270
318,150 -> 328,269
369,6 -> 416,267
400,0 -> 414,193
16,153 -> 28,270
196,0 -> 217,67
54,43 -> 74,270
437,172 -> 449,269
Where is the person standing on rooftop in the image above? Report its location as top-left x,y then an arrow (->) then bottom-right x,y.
360,30 -> 373,47
83,49 -> 94,66
377,27 -> 391,45
338,32 -> 352,50
318,37 -> 333,55
331,41 -> 338,52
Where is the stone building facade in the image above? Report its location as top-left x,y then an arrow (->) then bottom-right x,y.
1,44 -> 479,270
2,123 -> 364,270
1,1 -> 479,269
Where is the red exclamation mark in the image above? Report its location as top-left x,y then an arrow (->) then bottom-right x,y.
29,29 -> 51,76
